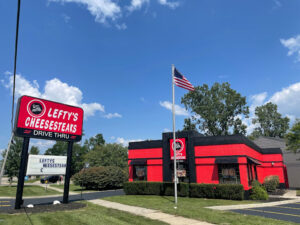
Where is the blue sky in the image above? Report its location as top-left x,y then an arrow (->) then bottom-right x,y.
1,0 -> 300,153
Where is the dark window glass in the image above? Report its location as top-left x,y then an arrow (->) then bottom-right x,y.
218,164 -> 240,184
133,165 -> 147,181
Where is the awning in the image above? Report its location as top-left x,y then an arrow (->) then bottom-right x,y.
130,159 -> 147,165
215,156 -> 238,164
247,157 -> 261,165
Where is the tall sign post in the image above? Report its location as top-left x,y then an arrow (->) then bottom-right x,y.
13,95 -> 83,209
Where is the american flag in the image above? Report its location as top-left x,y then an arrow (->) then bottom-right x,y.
173,67 -> 195,91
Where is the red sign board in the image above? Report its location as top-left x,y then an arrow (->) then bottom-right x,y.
14,96 -> 84,142
170,138 -> 186,160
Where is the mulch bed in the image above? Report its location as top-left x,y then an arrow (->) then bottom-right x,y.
1,202 -> 87,214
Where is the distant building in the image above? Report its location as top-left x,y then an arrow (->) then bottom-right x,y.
253,136 -> 300,188
128,131 -> 289,190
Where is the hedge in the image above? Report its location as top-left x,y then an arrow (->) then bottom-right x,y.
124,182 -> 244,200
72,166 -> 126,190
263,176 -> 280,192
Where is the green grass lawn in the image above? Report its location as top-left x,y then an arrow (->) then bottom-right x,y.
104,195 -> 297,225
50,184 -> 97,192
0,185 -> 60,197
0,202 -> 167,225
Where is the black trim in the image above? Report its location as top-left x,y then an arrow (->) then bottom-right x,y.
128,140 -> 162,150
215,156 -> 238,164
194,155 -> 283,164
261,148 -> 283,154
193,134 -> 283,155
162,133 -> 172,182
130,159 -> 147,165
247,157 -> 261,165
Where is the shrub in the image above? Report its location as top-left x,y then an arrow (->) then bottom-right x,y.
249,185 -> 269,200
123,182 -> 162,195
189,184 -> 216,198
215,184 -> 244,200
161,182 -> 189,197
263,176 -> 280,192
190,183 -> 244,200
72,166 -> 125,190
251,180 -> 262,187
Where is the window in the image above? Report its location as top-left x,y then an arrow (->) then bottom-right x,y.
218,164 -> 240,184
133,165 -> 147,181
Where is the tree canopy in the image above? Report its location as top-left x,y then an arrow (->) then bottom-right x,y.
181,82 -> 249,135
285,119 -> 300,153
29,146 -> 39,155
84,133 -> 105,151
251,102 -> 290,138
1,136 -> 23,180
84,143 -> 128,169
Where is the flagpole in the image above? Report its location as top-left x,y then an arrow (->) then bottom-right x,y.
172,64 -> 178,208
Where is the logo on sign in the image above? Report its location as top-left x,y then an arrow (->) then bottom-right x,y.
27,99 -> 46,118
172,139 -> 184,152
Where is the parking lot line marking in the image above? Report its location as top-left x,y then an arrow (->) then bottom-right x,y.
0,205 -> 11,207
0,201 -> 9,203
243,209 -> 300,218
274,206 -> 300,210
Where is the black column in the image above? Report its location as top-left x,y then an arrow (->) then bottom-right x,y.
63,141 -> 73,204
15,137 -> 30,209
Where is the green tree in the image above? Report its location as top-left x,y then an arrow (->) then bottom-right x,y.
251,102 -> 290,138
29,146 -> 39,155
84,143 -> 128,169
182,118 -> 196,131
45,141 -> 88,175
84,133 -> 105,151
285,119 -> 300,153
1,136 -> 23,181
181,82 -> 249,135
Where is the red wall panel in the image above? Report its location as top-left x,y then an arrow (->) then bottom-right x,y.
196,164 -> 219,184
128,148 -> 162,159
239,164 -> 249,190
147,165 -> 163,182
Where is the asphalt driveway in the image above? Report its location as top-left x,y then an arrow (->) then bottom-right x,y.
233,202 -> 300,224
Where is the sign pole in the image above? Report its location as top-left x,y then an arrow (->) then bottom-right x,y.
172,64 -> 178,207
63,141 -> 73,204
15,137 -> 30,209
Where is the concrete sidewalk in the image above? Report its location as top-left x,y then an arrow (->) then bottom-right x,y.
89,199 -> 213,225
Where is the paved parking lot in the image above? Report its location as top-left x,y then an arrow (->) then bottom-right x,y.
233,203 -> 300,224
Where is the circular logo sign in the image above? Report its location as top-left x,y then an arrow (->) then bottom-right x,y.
27,99 -> 46,118
172,139 -> 184,152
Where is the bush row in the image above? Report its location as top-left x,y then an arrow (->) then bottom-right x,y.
72,166 -> 127,190
124,182 -> 244,200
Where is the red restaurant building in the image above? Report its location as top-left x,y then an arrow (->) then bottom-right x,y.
128,131 -> 289,190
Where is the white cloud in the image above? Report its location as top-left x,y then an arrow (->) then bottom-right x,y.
243,82 -> 300,134
163,128 -> 171,132
273,0 -> 282,9
158,0 -> 179,9
269,82 -> 300,118
116,137 -> 143,147
2,73 -> 119,120
127,0 -> 149,12
49,0 -> 121,24
115,23 -> 127,30
62,13 -> 71,23
159,101 -> 189,116
280,35 -> 300,61
103,112 -> 122,119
